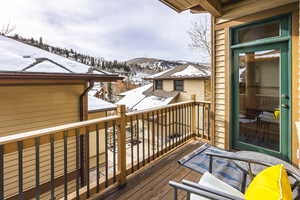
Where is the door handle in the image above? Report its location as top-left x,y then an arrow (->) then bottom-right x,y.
281,104 -> 289,109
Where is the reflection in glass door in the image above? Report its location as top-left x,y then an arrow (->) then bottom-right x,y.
233,43 -> 290,159
238,50 -> 280,151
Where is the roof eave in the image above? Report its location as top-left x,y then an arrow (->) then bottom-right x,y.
144,76 -> 211,80
88,106 -> 117,113
0,72 -> 124,81
158,0 -> 183,13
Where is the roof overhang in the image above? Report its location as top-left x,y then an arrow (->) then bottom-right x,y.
88,106 -> 117,113
0,71 -> 124,82
144,77 -> 210,80
159,0 -> 222,16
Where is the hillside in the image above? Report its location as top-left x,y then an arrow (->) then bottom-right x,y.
127,57 -> 210,72
5,34 -> 209,84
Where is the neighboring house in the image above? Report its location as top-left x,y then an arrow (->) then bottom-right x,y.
0,35 -> 122,199
144,64 -> 211,102
88,95 -> 117,168
160,0 -> 300,166
117,83 -> 178,111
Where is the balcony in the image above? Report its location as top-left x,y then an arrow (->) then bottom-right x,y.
0,98 -> 211,200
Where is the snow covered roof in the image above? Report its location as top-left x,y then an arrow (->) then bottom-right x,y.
117,84 -> 178,111
88,95 -> 116,112
144,64 -> 210,80
0,36 -> 122,80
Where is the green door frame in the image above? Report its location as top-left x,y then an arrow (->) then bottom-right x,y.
230,15 -> 292,161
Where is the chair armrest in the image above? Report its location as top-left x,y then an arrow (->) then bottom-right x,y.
205,152 -> 300,182
169,181 -> 243,200
181,179 -> 244,200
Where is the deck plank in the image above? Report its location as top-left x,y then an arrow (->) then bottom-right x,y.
96,140 -> 204,200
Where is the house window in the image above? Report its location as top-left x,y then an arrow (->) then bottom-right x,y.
237,22 -> 280,43
155,80 -> 163,90
174,80 -> 184,91
232,16 -> 289,46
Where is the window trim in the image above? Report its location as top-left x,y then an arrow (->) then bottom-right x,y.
154,80 -> 163,90
174,80 -> 184,91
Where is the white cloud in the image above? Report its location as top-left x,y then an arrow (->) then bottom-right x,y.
0,0 -> 210,62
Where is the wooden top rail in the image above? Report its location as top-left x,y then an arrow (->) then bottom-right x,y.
126,100 -> 196,117
0,115 -> 120,145
195,100 -> 211,104
0,100 -> 211,146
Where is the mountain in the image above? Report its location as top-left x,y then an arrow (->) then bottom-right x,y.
127,57 -> 210,72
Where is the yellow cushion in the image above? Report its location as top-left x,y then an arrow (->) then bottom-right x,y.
274,110 -> 280,120
245,164 -> 292,200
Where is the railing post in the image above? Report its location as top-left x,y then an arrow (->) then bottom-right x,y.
117,105 -> 127,186
191,95 -> 196,138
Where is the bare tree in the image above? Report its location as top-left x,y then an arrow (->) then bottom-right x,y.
1,23 -> 16,35
188,15 -> 211,57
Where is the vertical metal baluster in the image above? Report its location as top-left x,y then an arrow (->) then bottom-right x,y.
164,109 -> 167,153
179,106 -> 181,143
63,132 -> 68,200
190,105 -> 192,135
168,107 -> 171,151
197,104 -> 200,137
85,128 -> 90,197
136,115 -> 140,169
35,137 -> 40,200
18,141 -> 24,200
113,121 -> 116,183
181,106 -> 184,142
50,135 -> 55,200
161,110 -> 164,154
185,105 -> 187,140
130,117 -> 134,172
172,107 -> 175,148
152,112 -> 155,160
142,114 -> 145,166
147,113 -> 150,162
96,125 -> 100,191
208,104 -> 211,140
176,106 -> 179,145
202,104 -> 205,138
0,145 -> 4,200
104,122 -> 108,187
156,111 -> 160,156
75,129 -> 80,199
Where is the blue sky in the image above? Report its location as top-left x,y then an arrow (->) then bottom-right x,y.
0,0 -> 209,62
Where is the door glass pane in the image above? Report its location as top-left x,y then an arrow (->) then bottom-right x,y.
238,22 -> 280,43
238,49 -> 280,151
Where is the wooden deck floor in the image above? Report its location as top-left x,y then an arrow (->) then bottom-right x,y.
94,140 -> 203,200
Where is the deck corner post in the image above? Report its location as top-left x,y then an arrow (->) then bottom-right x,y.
117,104 -> 127,186
191,95 -> 196,138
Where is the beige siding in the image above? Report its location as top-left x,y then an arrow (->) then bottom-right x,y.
0,84 -> 84,136
163,80 -> 173,92
0,83 -> 85,199
162,80 -> 208,102
214,28 -> 226,149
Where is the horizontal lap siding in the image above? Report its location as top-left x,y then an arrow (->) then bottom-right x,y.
214,28 -> 226,149
0,84 -> 85,199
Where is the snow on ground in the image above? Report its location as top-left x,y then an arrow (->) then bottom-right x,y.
131,72 -> 150,84
88,95 -> 116,112
172,65 -> 208,77
0,36 -> 107,74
